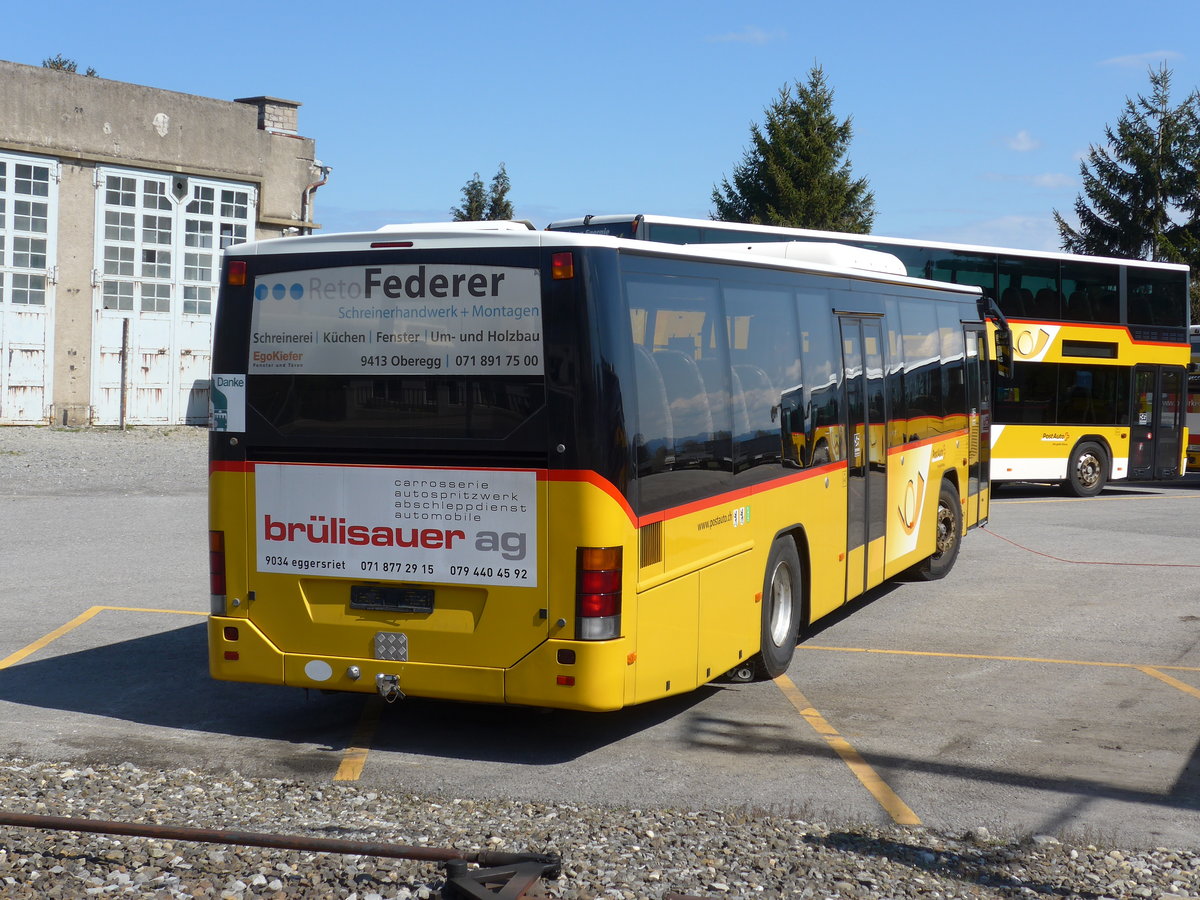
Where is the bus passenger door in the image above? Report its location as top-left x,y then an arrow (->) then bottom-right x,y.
840,316 -> 887,601
963,325 -> 992,525
1130,365 -> 1185,480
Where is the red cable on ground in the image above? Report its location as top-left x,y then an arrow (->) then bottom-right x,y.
980,526 -> 1200,568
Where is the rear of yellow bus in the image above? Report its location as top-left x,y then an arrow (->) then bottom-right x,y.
207,228 -> 638,711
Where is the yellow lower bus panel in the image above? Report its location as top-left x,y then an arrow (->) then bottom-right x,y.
990,424 -> 1128,484
210,441 -> 973,712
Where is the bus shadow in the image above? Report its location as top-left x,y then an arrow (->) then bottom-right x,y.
800,580 -> 906,641
0,623 -> 710,766
683,711 -> 1200,816
991,481 -> 1197,500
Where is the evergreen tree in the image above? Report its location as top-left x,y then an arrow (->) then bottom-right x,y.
451,163 -> 513,221
485,163 -> 514,221
1054,64 -> 1200,268
42,53 -> 97,76
451,172 -> 487,222
711,65 -> 875,233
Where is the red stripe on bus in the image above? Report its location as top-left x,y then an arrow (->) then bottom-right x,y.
212,435 -> 963,527
632,461 -> 845,527
546,469 -> 636,521
210,460 -> 552,476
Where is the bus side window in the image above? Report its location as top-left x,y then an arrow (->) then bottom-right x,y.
723,283 -> 801,470
653,348 -> 714,468
897,300 -> 942,440
797,292 -> 839,464
633,345 -> 674,474
733,362 -> 781,465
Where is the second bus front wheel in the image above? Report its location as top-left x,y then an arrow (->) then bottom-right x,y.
752,537 -> 803,680
1063,441 -> 1107,498
910,480 -> 962,581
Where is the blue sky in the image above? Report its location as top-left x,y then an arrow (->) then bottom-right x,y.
8,1 -> 1200,251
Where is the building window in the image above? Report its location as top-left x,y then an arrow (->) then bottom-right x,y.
13,236 -> 46,270
183,285 -> 212,316
103,280 -> 134,310
15,164 -> 50,198
184,251 -> 212,282
12,273 -> 45,305
1,156 -> 55,307
105,210 -> 134,242
185,219 -> 213,248
97,168 -> 253,319
104,244 -> 134,276
140,282 -> 171,313
13,200 -> 47,233
106,176 -> 136,208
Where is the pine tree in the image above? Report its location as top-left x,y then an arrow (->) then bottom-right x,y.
484,163 -> 513,221
711,65 -> 875,233
450,172 -> 487,222
1054,64 -> 1200,267
451,164 -> 514,221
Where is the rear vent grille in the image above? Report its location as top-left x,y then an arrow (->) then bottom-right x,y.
640,521 -> 663,567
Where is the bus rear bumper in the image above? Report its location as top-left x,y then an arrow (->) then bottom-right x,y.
209,617 -> 631,711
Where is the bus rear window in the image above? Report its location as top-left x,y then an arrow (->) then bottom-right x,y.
241,261 -> 546,440
248,374 -> 544,440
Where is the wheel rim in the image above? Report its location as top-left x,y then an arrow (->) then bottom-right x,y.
767,560 -> 793,647
1075,451 -> 1102,490
933,501 -> 956,558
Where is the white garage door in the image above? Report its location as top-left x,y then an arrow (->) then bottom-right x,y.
0,153 -> 57,424
92,167 -> 255,425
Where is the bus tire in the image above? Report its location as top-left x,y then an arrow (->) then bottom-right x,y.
911,480 -> 962,581
751,537 -> 803,680
1063,441 -> 1107,497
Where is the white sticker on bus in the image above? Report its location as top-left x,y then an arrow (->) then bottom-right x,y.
255,464 -> 537,587
248,265 -> 543,376
210,374 -> 246,432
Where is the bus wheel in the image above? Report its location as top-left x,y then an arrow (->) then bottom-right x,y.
752,537 -> 803,680
1063,441 -> 1107,497
912,480 -> 962,581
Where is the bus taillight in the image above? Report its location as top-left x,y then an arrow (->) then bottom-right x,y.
576,546 -> 621,640
552,252 -> 575,280
226,260 -> 246,286
209,531 -> 227,614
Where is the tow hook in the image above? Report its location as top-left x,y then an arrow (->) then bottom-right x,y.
375,673 -> 404,703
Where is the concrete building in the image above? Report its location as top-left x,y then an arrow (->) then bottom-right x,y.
0,58 -> 325,425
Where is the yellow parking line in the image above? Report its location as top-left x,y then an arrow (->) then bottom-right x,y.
1136,666 -> 1200,700
0,605 -> 204,671
774,674 -> 920,825
800,644 -> 1200,673
333,696 -> 383,781
0,604 -> 382,783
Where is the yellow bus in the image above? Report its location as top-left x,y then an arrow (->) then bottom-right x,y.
549,215 -> 1191,496
208,222 -> 1004,711
1188,325 -> 1200,472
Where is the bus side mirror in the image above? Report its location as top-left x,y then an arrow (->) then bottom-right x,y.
994,328 -> 1013,379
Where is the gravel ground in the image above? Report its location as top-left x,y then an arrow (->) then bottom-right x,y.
0,759 -> 1197,899
0,426 -> 207,496
1,427 -> 1199,898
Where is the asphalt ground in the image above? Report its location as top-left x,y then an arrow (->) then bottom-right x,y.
0,427 -> 1197,849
